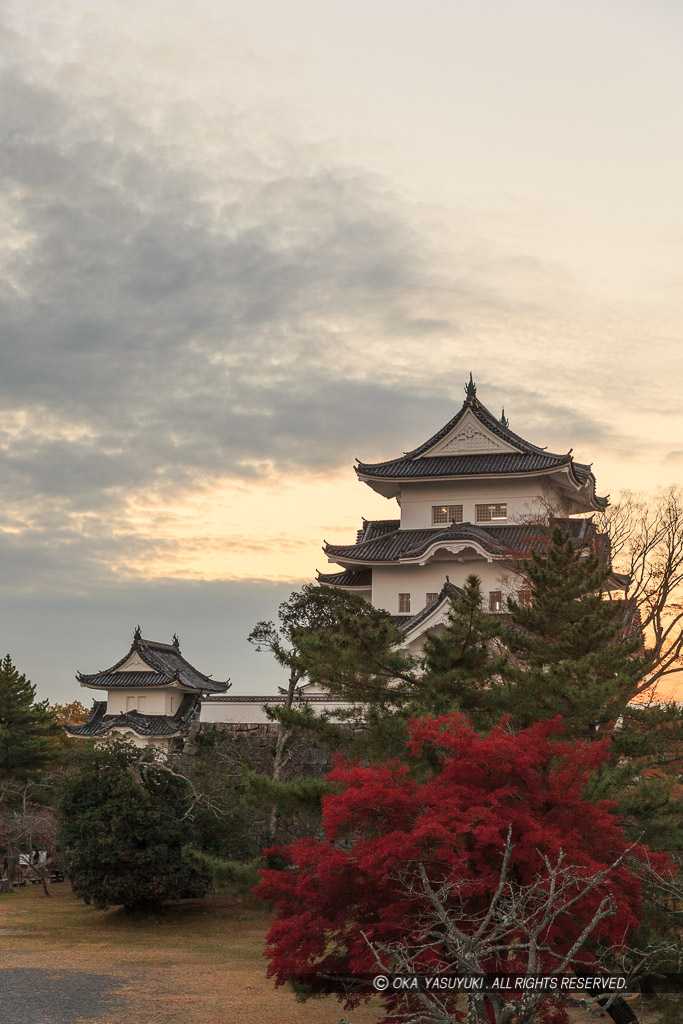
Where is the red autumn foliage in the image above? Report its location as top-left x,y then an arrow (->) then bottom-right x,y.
257,715 -> 672,1024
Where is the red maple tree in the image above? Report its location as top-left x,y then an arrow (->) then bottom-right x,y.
257,715 -> 673,1024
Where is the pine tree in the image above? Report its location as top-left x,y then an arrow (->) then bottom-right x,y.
500,525 -> 645,740
417,574 -> 502,727
245,585 -> 419,841
490,526 -> 683,856
0,654 -> 61,778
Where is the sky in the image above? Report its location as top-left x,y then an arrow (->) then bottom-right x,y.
1,1 -> 682,703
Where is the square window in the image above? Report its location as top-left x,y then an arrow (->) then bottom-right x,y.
517,588 -> 531,607
432,504 -> 463,525
475,502 -> 507,523
398,593 -> 411,613
426,592 -> 438,605
489,590 -> 503,612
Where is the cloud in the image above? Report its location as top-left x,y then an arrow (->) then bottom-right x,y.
0,2 -> 662,618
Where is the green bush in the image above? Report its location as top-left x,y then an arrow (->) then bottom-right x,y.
58,739 -> 212,911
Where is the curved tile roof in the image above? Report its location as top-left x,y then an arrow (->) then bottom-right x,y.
77,636 -> 230,693
398,580 -> 464,634
355,391 -> 608,508
317,568 -> 373,587
65,695 -> 199,738
325,518 -> 601,565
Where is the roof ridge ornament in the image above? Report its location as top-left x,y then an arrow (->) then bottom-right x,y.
500,408 -> 509,428
133,625 -> 142,643
464,372 -> 477,398
172,633 -> 180,650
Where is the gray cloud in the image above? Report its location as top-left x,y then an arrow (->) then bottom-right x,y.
0,71 -> 472,500
0,10 -> 659,694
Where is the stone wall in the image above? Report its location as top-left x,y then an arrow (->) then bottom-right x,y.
182,722 -> 337,845
184,721 -> 336,779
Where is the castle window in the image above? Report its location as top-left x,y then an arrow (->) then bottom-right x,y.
489,590 -> 503,612
399,593 -> 411,613
517,588 -> 531,607
432,504 -> 463,525
426,592 -> 438,605
476,502 -> 507,523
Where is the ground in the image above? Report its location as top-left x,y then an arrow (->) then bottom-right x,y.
0,885 -> 673,1024
0,884 -> 379,1024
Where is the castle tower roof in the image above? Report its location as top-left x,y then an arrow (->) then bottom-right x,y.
354,379 -> 608,512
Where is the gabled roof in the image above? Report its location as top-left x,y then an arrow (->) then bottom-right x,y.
77,631 -> 230,693
398,580 -> 464,641
325,517 -> 603,566
65,695 -> 200,738
326,522 -> 538,565
355,381 -> 608,510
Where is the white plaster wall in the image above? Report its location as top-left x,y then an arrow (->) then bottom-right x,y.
397,478 -> 559,530
200,700 -> 354,725
372,561 -> 523,615
105,689 -> 173,715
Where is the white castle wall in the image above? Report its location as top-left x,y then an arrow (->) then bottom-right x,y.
397,478 -> 561,529
105,689 -> 184,715
371,561 -> 523,615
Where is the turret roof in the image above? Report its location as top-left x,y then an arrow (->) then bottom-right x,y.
65,695 -> 199,738
355,382 -> 607,509
76,631 -> 230,693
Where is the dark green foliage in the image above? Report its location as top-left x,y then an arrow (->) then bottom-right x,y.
418,575 -> 502,726
180,846 -> 263,892
246,585 -> 419,827
501,525 -> 645,739
58,740 -> 213,911
249,583 -> 414,706
0,653 -> 61,778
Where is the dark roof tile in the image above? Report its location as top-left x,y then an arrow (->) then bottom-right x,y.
77,637 -> 229,693
325,518 -> 602,565
355,393 -> 608,507
65,695 -> 200,738
317,568 -> 373,587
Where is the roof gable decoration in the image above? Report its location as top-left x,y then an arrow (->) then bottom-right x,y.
113,651 -> 156,673
408,539 -> 496,566
420,407 -> 519,459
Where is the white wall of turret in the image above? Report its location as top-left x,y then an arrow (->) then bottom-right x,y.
397,477 -> 567,530
104,688 -> 185,716
371,560 -> 524,615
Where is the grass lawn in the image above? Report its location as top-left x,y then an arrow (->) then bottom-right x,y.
0,882 -> 381,1024
0,884 -> 673,1024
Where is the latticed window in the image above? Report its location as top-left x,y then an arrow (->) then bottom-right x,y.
399,593 -> 411,613
489,590 -> 503,612
426,592 -> 438,605
475,502 -> 507,523
517,588 -> 532,607
432,504 -> 463,525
